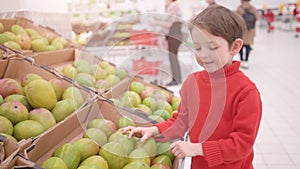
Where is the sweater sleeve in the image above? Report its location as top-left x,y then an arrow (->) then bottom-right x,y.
154,74 -> 196,141
202,88 -> 262,167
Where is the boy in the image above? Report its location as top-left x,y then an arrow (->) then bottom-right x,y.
122,5 -> 262,169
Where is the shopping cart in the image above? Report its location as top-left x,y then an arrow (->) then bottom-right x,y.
129,30 -> 164,84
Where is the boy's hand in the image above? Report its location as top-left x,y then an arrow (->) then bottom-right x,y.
169,141 -> 203,159
121,126 -> 159,143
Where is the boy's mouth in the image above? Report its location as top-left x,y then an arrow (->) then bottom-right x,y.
203,61 -> 214,65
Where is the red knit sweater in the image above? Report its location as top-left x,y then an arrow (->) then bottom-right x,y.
154,61 -> 262,169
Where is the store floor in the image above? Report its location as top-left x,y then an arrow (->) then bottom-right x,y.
101,26 -> 300,169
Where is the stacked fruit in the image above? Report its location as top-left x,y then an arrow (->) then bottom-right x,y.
61,59 -> 128,91
41,117 -> 174,169
0,73 -> 84,142
111,81 -> 181,122
0,21 -> 67,52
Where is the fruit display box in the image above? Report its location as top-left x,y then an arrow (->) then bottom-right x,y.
33,47 -> 130,95
0,57 -> 93,164
0,59 -> 8,78
0,17 -> 75,54
24,97 -> 179,169
101,75 -> 178,122
2,154 -> 37,169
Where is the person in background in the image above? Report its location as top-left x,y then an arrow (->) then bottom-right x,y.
122,4 -> 262,169
164,0 -> 183,86
206,0 -> 216,6
293,4 -> 299,17
237,0 -> 259,69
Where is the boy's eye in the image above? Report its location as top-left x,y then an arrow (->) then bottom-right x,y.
195,47 -> 201,51
209,47 -> 218,50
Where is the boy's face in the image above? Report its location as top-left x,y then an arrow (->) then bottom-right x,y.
192,28 -> 233,73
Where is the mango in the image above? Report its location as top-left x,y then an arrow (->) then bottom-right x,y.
99,142 -> 128,169
123,161 -> 150,169
105,74 -> 120,87
15,33 -> 31,50
83,128 -> 107,147
51,99 -> 76,122
0,33 -> 12,44
31,39 -> 47,52
62,65 -> 77,79
29,108 -> 56,130
53,37 -> 67,47
121,91 -> 142,108
75,73 -> 96,88
0,133 -> 17,142
115,68 -> 127,80
151,155 -> 172,168
0,78 -> 23,98
73,138 -> 99,161
3,31 -> 16,41
79,155 -> 108,169
135,138 -> 157,160
0,95 -> 4,105
21,73 -> 43,87
46,45 -> 56,51
25,28 -> 38,37
3,41 -> 22,50
128,148 -> 150,165
49,78 -> 66,100
51,39 -> 64,50
0,22 -> 3,33
108,130 -> 136,155
25,79 -> 57,110
13,120 -> 44,141
11,25 -> 27,35
41,157 -> 68,169
94,67 -> 107,81
130,81 -> 145,94
0,116 -> 13,135
117,116 -> 137,129
77,165 -> 99,169
4,94 -> 31,110
53,143 -> 81,169
43,32 -> 56,44
0,101 -> 29,125
87,118 -> 116,137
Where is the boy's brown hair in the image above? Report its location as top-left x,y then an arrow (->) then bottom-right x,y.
191,4 -> 247,47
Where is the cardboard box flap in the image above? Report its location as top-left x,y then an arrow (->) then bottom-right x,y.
1,155 -> 40,169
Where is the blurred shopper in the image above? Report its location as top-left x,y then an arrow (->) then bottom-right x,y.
122,5 -> 262,169
206,0 -> 216,6
265,9 -> 275,33
165,0 -> 183,86
237,0 -> 259,69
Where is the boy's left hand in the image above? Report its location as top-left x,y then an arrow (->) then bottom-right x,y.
169,141 -> 203,159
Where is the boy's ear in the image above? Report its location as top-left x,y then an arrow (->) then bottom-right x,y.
230,38 -> 243,56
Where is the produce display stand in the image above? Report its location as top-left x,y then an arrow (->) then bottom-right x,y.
23,96 -> 179,169
0,47 -> 93,169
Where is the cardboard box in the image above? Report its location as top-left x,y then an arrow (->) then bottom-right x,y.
24,98 -> 178,168
0,59 -> 8,79
0,17 -> 75,55
1,154 -> 38,169
1,57 -> 91,144
0,135 -> 31,169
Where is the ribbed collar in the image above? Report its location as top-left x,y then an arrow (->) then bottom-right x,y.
201,61 -> 241,81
